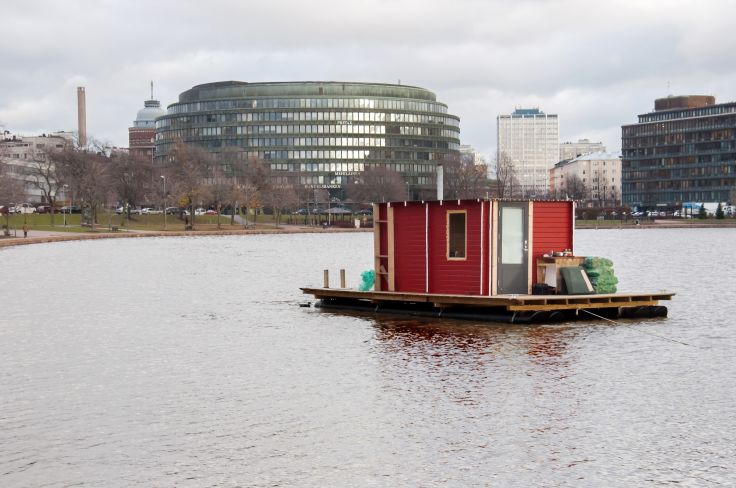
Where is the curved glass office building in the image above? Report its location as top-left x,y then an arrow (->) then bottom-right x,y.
155,81 -> 460,197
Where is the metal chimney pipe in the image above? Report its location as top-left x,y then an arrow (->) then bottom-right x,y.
77,86 -> 87,147
436,163 -> 444,200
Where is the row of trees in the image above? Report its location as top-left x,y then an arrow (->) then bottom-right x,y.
1,139 -> 286,229
1,140 -> 116,229
499,151 -> 625,201
2,139 -> 502,228
496,151 -> 622,206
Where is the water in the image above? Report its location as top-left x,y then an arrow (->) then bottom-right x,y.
1,229 -> 734,487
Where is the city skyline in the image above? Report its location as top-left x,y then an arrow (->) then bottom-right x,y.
1,0 -> 735,160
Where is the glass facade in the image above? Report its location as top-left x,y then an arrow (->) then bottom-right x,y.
621,101 -> 736,207
155,81 -> 460,196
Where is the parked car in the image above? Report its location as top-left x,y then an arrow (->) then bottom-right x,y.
205,209 -> 217,215
60,206 -> 82,214
116,206 -> 142,214
36,205 -> 53,214
195,208 -> 206,216
293,208 -> 308,215
13,203 -> 36,214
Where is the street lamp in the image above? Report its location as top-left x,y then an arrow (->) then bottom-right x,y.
62,184 -> 69,227
160,175 -> 166,230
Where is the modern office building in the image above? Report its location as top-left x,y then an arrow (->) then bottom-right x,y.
559,139 -> 606,161
0,132 -> 73,202
549,151 -> 621,206
497,108 -> 559,197
129,86 -> 165,161
621,95 -> 736,208
155,81 -> 461,197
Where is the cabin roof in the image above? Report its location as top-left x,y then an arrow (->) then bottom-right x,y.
375,198 -> 573,206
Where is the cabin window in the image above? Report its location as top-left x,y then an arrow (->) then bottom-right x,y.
447,211 -> 467,260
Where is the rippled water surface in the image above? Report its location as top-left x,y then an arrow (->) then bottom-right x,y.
1,229 -> 734,487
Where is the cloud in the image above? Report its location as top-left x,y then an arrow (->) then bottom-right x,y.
1,0 -> 735,158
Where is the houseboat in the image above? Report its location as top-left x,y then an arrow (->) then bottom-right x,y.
302,199 -> 673,324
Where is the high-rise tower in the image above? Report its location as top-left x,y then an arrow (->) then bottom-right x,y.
497,108 -> 559,197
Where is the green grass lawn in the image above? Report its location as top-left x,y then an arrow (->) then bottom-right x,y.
2,213 -> 86,230
1,211 -> 323,232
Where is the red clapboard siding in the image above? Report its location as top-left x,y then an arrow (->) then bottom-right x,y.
426,201 -> 488,295
377,203 -> 389,291
393,203 -> 428,293
532,201 -> 573,284
378,200 -> 570,293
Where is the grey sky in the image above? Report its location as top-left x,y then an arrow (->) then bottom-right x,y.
1,0 -> 735,159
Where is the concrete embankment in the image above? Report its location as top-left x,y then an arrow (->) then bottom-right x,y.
0,226 -> 371,249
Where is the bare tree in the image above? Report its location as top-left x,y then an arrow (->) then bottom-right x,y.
293,185 -> 316,225
345,165 -> 406,204
54,144 -> 115,230
589,168 -> 610,207
0,162 -> 26,228
217,149 -> 243,226
0,162 -> 25,202
311,188 -> 330,225
231,156 -> 271,226
110,152 -> 154,219
263,185 -> 299,227
27,145 -> 72,227
495,152 -> 519,199
442,153 -> 490,200
203,162 -> 234,230
563,174 -> 589,201
231,180 -> 260,227
167,139 -> 212,230
609,185 -> 620,207
75,152 -> 112,230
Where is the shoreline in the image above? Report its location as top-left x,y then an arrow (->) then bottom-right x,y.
576,222 -> 736,230
0,226 -> 370,249
1,221 -> 734,249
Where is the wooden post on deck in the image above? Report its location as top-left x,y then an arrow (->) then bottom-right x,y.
340,269 -> 346,288
324,269 -> 329,288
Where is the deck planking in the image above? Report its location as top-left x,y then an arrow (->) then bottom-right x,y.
301,287 -> 674,312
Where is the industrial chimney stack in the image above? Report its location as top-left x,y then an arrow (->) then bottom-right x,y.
77,86 -> 87,147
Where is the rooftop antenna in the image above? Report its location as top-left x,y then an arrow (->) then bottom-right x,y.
150,80 -> 154,100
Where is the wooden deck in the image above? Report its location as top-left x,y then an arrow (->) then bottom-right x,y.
301,287 -> 674,312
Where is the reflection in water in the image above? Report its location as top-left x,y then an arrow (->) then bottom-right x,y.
364,311 -> 579,367
357,312 -> 584,413
0,230 -> 734,486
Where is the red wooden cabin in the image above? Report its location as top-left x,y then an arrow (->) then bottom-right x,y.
372,199 -> 574,295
